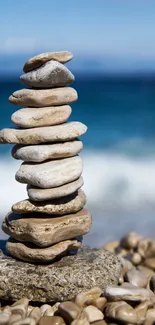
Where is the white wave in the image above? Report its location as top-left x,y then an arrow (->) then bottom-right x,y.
1,151 -> 155,245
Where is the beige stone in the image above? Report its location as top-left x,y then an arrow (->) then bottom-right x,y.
23,51 -> 73,72
101,241 -> 119,253
40,304 -> 52,316
12,190 -> 86,215
29,307 -> 41,323
11,105 -> 72,128
38,316 -> 66,325
9,87 -> 77,107
137,266 -> 155,279
27,177 -> 84,201
72,320 -> 90,325
104,285 -> 154,302
6,238 -> 82,263
12,141 -> 83,162
135,301 -> 154,321
16,156 -> 82,188
125,269 -> 148,288
11,298 -> 29,316
3,209 -> 92,247
9,318 -> 35,325
21,60 -> 74,88
75,287 -> 102,307
58,302 -> 80,323
90,297 -> 107,312
137,238 -> 155,259
8,314 -> 22,324
91,322 -> 107,325
105,301 -> 138,324
144,258 -> 155,270
131,252 -> 142,265
146,308 -> 155,320
0,122 -> 86,145
120,232 -> 143,249
82,305 -> 104,323
0,307 -> 11,325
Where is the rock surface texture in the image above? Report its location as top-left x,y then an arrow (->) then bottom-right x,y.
0,246 -> 121,301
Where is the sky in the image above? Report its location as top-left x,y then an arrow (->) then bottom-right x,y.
0,0 -> 155,73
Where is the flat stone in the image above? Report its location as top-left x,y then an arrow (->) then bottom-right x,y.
11,105 -> 72,128
27,177 -> 83,201
0,246 -> 121,302
21,60 -> 74,88
104,285 -> 154,302
15,156 -> 82,188
6,238 -> 81,263
2,209 -> 92,247
0,122 -> 86,145
9,87 -> 77,107
12,190 -> 86,215
12,141 -> 83,162
23,51 -> 73,72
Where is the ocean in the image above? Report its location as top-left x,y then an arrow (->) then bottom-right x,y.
1,75 -> 155,247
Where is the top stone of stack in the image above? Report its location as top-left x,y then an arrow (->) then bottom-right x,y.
23,51 -> 73,72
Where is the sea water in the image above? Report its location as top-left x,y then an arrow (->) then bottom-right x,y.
1,76 -> 155,246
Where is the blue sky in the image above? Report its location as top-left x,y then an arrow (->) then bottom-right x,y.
1,0 -> 155,73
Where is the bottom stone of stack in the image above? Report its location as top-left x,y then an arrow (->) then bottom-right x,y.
2,209 -> 92,247
6,238 -> 82,263
0,245 -> 121,302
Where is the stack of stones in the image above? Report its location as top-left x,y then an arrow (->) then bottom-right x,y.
0,51 -> 92,263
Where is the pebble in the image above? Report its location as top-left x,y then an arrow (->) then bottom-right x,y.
134,301 -> 154,320
23,51 -> 73,72
6,238 -> 82,263
12,189 -> 86,215
0,307 -> 11,325
72,320 -> 90,325
102,241 -> 119,253
8,87 -> 77,107
11,105 -> 72,128
39,316 -> 66,325
137,238 -> 155,259
104,285 -> 154,301
15,156 -> 83,188
82,305 -> 104,323
8,314 -> 22,324
3,209 -> 92,247
58,301 -> 80,323
0,122 -> 86,145
21,60 -> 74,88
40,304 -> 52,316
12,141 -> 83,162
105,301 -> 138,324
91,322 -> 107,325
75,287 -> 102,307
144,258 -> 155,270
125,269 -> 148,288
137,266 -> 155,279
11,318 -> 36,325
29,307 -> 41,323
131,253 -> 142,265
120,232 -> 143,249
27,177 -> 83,201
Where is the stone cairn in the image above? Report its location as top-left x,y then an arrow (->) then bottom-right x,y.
0,51 -> 92,263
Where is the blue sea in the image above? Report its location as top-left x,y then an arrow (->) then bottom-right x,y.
1,75 -> 155,246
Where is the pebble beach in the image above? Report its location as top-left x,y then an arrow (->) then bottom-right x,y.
1,231 -> 155,325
